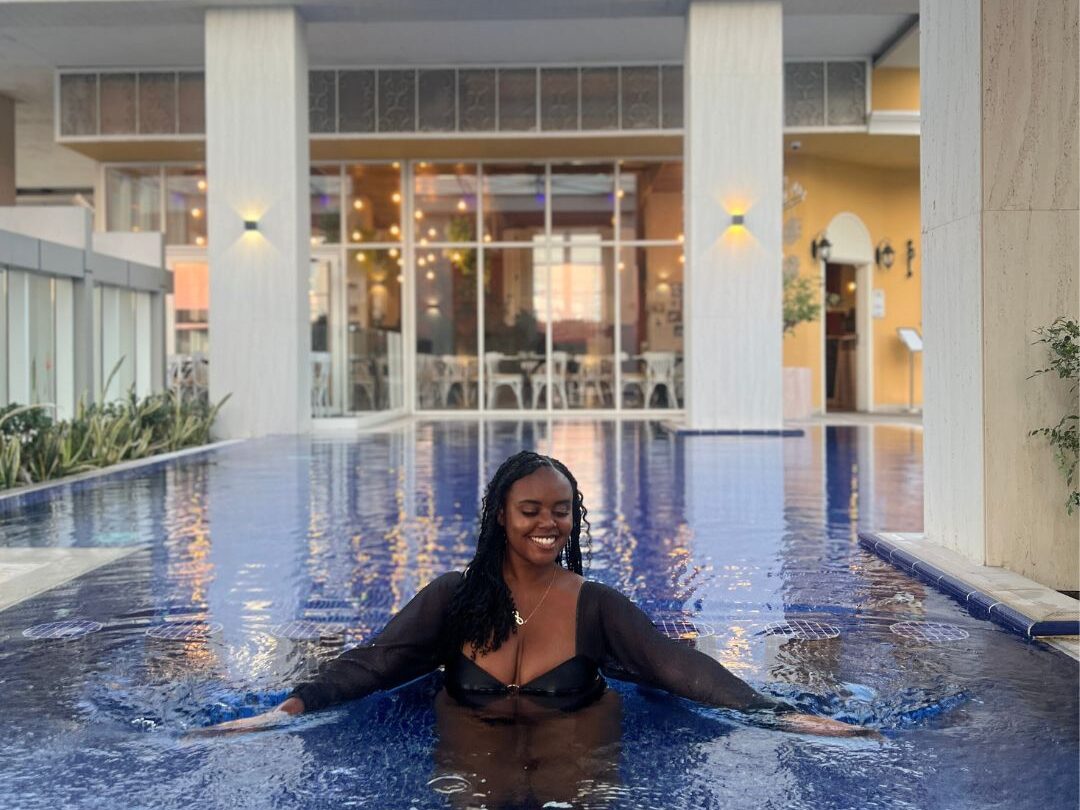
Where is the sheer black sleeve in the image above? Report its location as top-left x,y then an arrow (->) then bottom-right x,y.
289,571 -> 461,712
587,583 -> 784,712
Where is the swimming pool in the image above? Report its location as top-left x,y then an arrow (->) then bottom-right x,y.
0,421 -> 1076,809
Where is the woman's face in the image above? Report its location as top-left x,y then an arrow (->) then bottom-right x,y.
498,466 -> 574,568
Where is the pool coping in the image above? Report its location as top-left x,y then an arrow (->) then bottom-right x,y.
0,439 -> 242,509
860,531 -> 1080,652
0,546 -> 144,613
660,420 -> 805,437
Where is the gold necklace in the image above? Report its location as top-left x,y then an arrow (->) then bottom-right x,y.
512,567 -> 558,626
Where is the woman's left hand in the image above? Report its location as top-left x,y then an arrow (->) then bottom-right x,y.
776,713 -> 883,739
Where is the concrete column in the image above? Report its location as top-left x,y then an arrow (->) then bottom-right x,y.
0,95 -> 14,206
684,1 -> 784,431
205,8 -> 311,437
71,274 -> 95,405
922,0 -> 1079,589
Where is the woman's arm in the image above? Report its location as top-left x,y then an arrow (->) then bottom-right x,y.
591,584 -> 876,737
189,572 -> 460,735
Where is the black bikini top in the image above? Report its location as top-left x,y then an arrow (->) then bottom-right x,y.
291,572 -> 786,715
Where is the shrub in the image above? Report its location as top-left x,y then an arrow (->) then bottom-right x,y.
1029,316 -> 1079,514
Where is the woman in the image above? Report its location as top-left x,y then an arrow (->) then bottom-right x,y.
203,451 -> 870,737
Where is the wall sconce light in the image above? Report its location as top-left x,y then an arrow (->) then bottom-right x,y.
730,213 -> 745,227
811,234 -> 832,262
243,219 -> 259,232
875,239 -> 896,270
905,239 -> 916,278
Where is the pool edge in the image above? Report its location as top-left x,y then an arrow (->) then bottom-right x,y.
859,531 -> 1080,658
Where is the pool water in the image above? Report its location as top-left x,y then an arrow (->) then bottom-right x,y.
0,421 -> 1076,809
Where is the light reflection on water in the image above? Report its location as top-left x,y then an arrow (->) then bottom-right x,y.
0,421 -> 1076,810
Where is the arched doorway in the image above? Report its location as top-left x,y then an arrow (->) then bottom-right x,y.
820,213 -> 874,412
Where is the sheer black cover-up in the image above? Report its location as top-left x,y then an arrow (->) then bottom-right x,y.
291,572 -> 788,714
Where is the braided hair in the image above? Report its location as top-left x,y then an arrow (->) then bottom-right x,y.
442,450 -> 590,659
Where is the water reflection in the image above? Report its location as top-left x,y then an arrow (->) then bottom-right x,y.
1,422 -> 1077,810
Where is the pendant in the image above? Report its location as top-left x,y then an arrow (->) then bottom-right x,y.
513,610 -> 524,626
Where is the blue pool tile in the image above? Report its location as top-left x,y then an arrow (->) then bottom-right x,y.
911,561 -> 947,585
989,603 -> 1035,637
889,547 -> 919,572
965,590 -> 997,619
1031,619 -> 1080,637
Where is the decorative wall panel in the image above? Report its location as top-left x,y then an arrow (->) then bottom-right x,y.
661,65 -> 683,129
541,68 -> 578,131
338,70 -> 376,133
621,67 -> 659,129
377,70 -> 416,132
826,61 -> 867,125
458,69 -> 496,131
309,70 -> 337,133
59,74 -> 97,136
784,62 -> 825,127
581,67 -> 619,130
498,68 -> 537,131
177,73 -> 205,134
138,73 -> 176,134
99,74 -> 136,135
418,70 -> 456,132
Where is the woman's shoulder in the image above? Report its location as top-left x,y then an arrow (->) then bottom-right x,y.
578,579 -> 631,604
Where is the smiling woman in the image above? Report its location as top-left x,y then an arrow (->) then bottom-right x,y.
196,450 -> 872,737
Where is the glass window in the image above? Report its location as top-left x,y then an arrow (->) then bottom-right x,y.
346,249 -> 402,412
99,73 -> 136,135
311,166 -> 342,246
481,164 -> 545,243
165,167 -> 208,246
548,238 -> 615,409
138,73 -> 177,135
27,275 -> 55,406
345,163 -> 402,245
59,74 -> 97,136
551,164 -> 615,240
0,269 -> 6,403
483,246 -> 546,410
100,286 -> 135,400
169,260 -> 209,356
106,167 -> 161,233
415,249 -> 478,411
618,161 -> 683,242
413,162 -> 478,243
619,245 -> 683,409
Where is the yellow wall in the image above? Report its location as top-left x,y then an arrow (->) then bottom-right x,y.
783,152 -> 923,411
871,68 -> 920,111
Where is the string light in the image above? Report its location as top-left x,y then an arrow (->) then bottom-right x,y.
195,236 -> 206,247
392,192 -> 402,204
389,248 -> 399,258
190,207 -> 202,219
414,210 -> 424,220
353,199 -> 364,211
196,179 -> 207,192
457,200 -> 467,211
427,227 -> 437,238
351,230 -> 363,241
356,253 -> 367,262
425,270 -> 435,280
389,224 -> 400,236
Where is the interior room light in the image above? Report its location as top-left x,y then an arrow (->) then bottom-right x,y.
483,234 -> 492,243
875,239 -> 896,270
392,192 -> 402,204
353,199 -> 364,211
351,230 -> 363,241
678,254 -> 685,264
389,248 -> 399,258
356,253 -> 366,262
457,200 -> 468,211
392,162 -> 400,169
426,252 -> 436,262
390,224 -> 400,236
195,236 -> 206,246
191,207 -> 203,219
846,280 -> 857,292
418,257 -> 427,267
811,234 -> 832,262
427,228 -> 437,238
425,270 -> 435,280
196,179 -> 207,192
414,210 -> 424,220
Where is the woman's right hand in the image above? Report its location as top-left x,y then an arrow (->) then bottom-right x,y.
776,713 -> 883,739
184,696 -> 305,739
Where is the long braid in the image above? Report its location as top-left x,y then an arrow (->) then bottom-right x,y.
441,451 -> 590,659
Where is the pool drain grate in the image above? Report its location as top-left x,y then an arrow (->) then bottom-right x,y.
762,619 -> 841,640
271,620 -> 343,641
22,619 -> 103,640
146,620 -> 223,641
654,618 -> 716,641
889,621 -> 969,643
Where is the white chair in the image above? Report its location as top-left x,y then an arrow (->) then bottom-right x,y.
484,352 -> 524,409
311,352 -> 332,416
643,351 -> 678,408
575,355 -> 614,408
530,351 -> 570,409
620,352 -> 647,407
417,353 -> 439,408
437,354 -> 474,408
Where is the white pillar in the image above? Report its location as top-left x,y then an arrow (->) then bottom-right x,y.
684,1 -> 784,431
0,95 -> 14,206
921,0 -> 1078,589
205,8 -> 311,437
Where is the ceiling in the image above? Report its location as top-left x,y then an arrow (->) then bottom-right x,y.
784,132 -> 919,171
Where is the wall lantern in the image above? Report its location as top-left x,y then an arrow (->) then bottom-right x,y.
810,234 -> 832,262
875,239 -> 896,270
243,219 -> 259,232
905,239 -> 916,278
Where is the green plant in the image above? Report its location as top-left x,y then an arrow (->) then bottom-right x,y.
1029,316 -> 1079,514
783,273 -> 822,336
